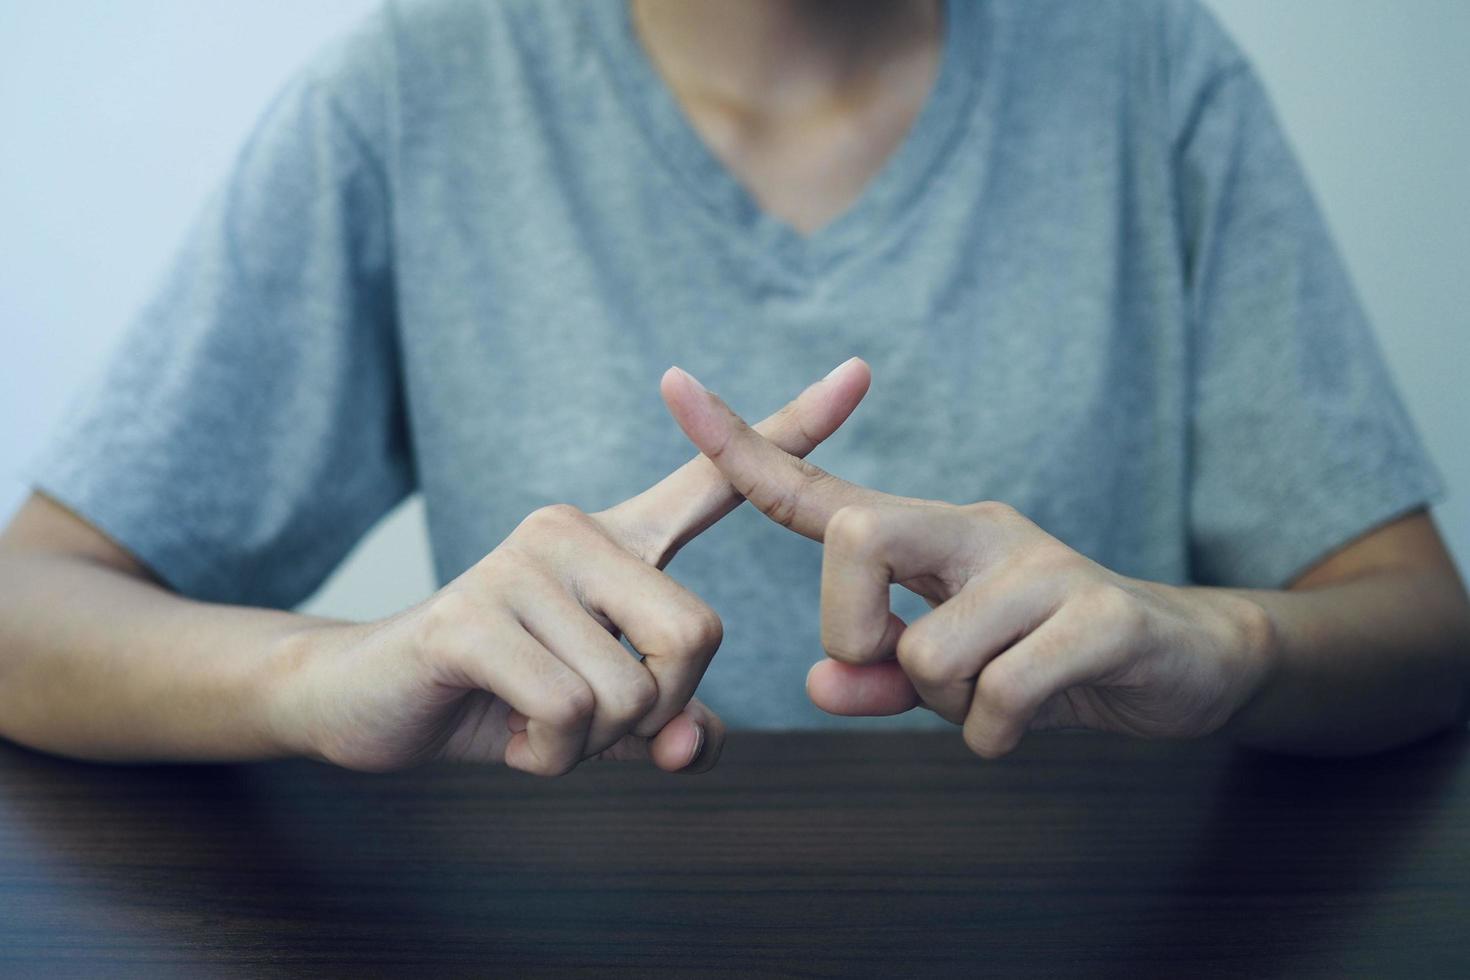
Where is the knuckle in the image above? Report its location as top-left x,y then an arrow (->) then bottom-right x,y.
969,499 -> 1020,524
824,504 -> 885,553
978,667 -> 1029,721
896,627 -> 953,682
666,605 -> 724,657
609,670 -> 660,721
754,459 -> 828,530
517,503 -> 589,537
759,476 -> 803,530
540,677 -> 596,729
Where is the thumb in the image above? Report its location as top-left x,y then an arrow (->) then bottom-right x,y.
594,697 -> 726,774
806,658 -> 923,717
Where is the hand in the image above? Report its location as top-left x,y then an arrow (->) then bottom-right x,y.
660,363 -> 1275,758
269,359 -> 874,775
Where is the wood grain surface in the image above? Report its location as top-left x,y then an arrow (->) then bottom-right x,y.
1,730 -> 1466,977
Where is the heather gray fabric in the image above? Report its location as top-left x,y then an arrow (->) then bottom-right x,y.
30,0 -> 1442,729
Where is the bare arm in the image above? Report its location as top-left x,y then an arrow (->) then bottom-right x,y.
0,359 -> 872,771
660,365 -> 1470,758
1223,512 -> 1470,755
0,493 -> 310,762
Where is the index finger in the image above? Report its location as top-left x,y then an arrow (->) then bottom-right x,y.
598,357 -> 872,565
659,365 -> 914,542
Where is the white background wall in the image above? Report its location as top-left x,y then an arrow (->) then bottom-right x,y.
2,1 -> 1466,623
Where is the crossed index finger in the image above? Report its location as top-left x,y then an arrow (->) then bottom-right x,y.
598,357 -> 873,565
660,364 -> 917,542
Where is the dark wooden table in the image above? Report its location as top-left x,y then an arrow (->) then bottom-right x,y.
1,730 -> 1467,978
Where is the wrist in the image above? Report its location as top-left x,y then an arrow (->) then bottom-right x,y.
1207,588 -> 1281,737
258,618 -> 359,762
1135,579 -> 1279,731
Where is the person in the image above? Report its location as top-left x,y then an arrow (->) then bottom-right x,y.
1,0 -> 1466,776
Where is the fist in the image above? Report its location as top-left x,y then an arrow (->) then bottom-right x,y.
268,358 -> 876,774
660,364 -> 1274,758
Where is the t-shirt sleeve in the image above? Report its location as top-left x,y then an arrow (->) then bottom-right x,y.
1168,3 -> 1444,588
25,26 -> 413,609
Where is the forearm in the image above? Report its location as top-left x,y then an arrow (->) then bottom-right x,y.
0,551 -> 325,762
1222,569 -> 1470,755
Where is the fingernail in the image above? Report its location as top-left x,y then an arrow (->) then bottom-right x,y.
824,356 -> 857,381
685,722 -> 706,769
673,365 -> 708,393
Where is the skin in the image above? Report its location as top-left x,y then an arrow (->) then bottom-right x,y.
0,2 -> 966,775
660,364 -> 1470,758
0,361 -> 872,774
3,3 -> 1464,770
632,0 -> 944,235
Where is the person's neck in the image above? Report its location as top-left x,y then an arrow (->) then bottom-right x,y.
629,0 -> 942,118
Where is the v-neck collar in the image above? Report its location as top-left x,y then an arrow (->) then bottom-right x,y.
588,0 -> 985,282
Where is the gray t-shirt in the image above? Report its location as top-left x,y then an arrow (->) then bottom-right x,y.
30,0 -> 1442,729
